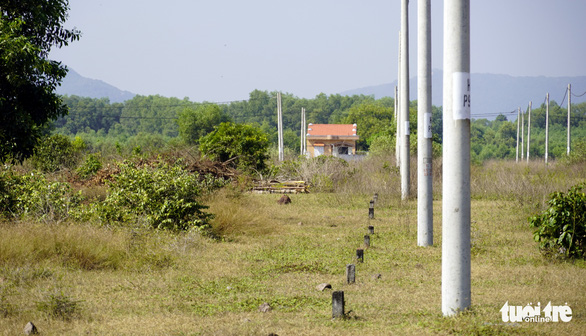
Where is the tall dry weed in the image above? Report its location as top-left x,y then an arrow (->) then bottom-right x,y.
205,188 -> 276,237
471,160 -> 585,210
295,155 -> 585,213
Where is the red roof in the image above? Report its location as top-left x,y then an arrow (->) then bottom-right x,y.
307,124 -> 357,137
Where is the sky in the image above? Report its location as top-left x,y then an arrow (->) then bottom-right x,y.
49,0 -> 586,103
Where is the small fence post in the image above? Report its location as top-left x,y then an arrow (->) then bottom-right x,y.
364,235 -> 370,247
356,248 -> 364,263
369,200 -> 375,219
346,264 -> 356,284
332,291 -> 345,318
368,225 -> 375,234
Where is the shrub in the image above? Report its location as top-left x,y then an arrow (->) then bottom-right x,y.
199,122 -> 270,172
0,166 -> 81,220
29,134 -> 84,172
96,161 -> 217,231
529,182 -> 586,259
76,153 -> 103,179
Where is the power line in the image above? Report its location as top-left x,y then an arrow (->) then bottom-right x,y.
558,87 -> 568,107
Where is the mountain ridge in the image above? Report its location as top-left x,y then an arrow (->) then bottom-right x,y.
58,68 -> 586,119
57,68 -> 136,103
341,70 -> 586,119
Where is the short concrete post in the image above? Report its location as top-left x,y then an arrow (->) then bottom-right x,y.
346,264 -> 355,284
373,193 -> 379,203
364,235 -> 370,247
368,225 -> 375,234
356,248 -> 364,263
332,291 -> 345,318
368,200 -> 375,219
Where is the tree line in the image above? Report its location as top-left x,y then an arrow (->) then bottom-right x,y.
54,91 -> 438,155
53,91 -> 585,162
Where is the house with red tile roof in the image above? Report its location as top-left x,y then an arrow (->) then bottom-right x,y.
306,123 -> 359,158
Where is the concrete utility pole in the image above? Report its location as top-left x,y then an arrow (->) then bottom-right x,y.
442,0 -> 471,317
521,110 -> 524,160
545,94 -> 549,164
527,101 -> 532,163
395,85 -> 400,167
417,0 -> 433,247
277,92 -> 284,161
400,0 -> 410,200
396,31 -> 402,168
300,107 -> 306,156
515,107 -> 521,162
566,84 -> 572,155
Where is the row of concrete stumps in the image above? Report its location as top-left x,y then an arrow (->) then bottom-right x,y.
332,195 -> 378,319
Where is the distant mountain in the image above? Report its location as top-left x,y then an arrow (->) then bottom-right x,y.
341,70 -> 586,120
57,68 -> 136,103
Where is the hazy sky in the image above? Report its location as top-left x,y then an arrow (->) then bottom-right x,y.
49,0 -> 586,102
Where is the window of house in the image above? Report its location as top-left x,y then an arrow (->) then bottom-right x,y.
314,146 -> 324,156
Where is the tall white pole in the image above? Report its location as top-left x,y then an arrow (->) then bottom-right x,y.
417,0 -> 432,247
521,111 -> 524,160
395,85 -> 400,166
515,107 -> 521,162
545,94 -> 549,164
400,0 -> 411,200
300,107 -> 305,156
303,107 -> 306,156
442,0 -> 471,316
396,31 -> 402,168
526,101 -> 532,163
277,92 -> 284,161
567,84 -> 571,156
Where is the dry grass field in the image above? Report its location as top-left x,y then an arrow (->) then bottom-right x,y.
1,159 -> 585,335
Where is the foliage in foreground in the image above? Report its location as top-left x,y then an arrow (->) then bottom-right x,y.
0,166 -> 81,221
96,161 -> 224,231
1,157 -> 227,231
529,182 -> 586,259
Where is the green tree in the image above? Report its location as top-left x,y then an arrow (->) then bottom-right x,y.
199,122 -> 270,172
343,102 -> 395,150
0,1 -> 80,162
178,104 -> 229,144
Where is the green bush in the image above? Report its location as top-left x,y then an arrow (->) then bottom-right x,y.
0,166 -> 81,220
529,182 -> 586,259
199,122 -> 270,172
96,161 -> 220,231
29,134 -> 84,172
76,153 -> 103,179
